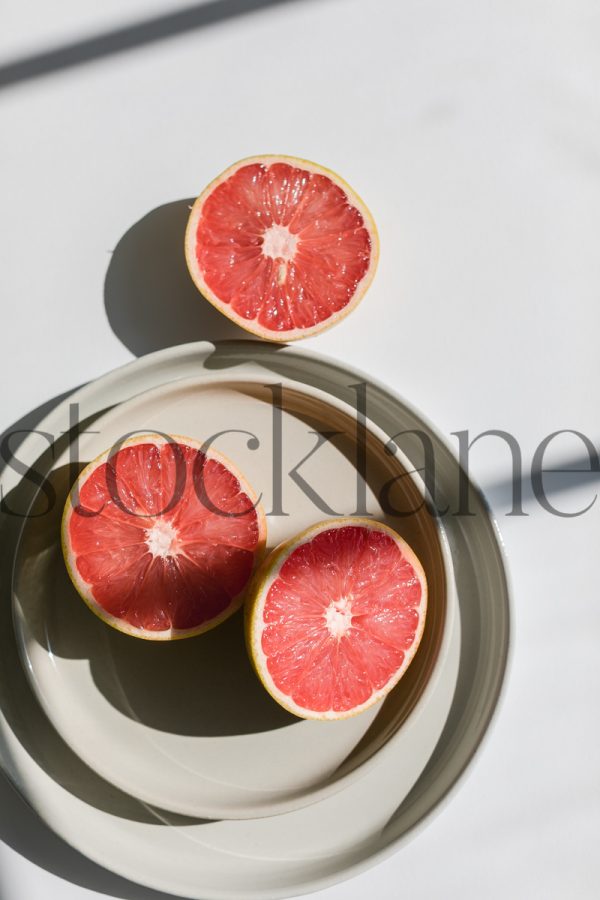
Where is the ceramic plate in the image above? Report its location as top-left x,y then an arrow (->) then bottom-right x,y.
0,342 -> 510,899
13,373 -> 455,819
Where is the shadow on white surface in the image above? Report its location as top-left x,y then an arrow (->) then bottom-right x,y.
104,200 -> 248,356
0,0 -> 313,90
482,454 -> 600,515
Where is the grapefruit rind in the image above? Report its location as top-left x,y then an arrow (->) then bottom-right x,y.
61,433 -> 267,641
245,517 -> 428,721
184,155 -> 380,343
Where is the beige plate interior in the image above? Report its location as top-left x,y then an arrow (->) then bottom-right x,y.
13,372 -> 456,820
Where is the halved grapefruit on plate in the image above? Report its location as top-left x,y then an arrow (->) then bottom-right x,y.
62,434 -> 266,640
185,155 -> 379,341
246,517 -> 428,720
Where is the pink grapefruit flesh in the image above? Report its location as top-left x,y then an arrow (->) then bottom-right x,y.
185,155 -> 379,341
245,518 -> 428,720
62,435 -> 266,640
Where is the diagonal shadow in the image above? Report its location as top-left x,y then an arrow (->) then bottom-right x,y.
481,452 -> 600,515
0,0 -> 314,90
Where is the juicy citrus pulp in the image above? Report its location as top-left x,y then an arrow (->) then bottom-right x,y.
185,155 -> 379,341
62,435 -> 266,639
245,518 -> 428,720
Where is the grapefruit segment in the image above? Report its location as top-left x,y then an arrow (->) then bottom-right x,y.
246,518 -> 427,720
185,156 -> 379,341
62,435 -> 266,640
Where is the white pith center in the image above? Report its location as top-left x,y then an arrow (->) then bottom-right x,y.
324,596 -> 353,639
145,519 -> 179,559
262,224 -> 298,262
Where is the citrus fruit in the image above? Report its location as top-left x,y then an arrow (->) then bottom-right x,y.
245,518 -> 428,720
62,435 -> 266,640
185,155 -> 379,341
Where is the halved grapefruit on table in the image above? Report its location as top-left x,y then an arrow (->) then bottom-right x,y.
185,155 -> 379,341
245,518 -> 428,720
62,435 -> 266,640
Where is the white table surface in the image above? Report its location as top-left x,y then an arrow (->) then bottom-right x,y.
1,1 -> 599,897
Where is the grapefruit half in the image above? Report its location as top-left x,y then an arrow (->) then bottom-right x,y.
185,155 -> 379,341
245,518 -> 428,720
62,435 -> 266,640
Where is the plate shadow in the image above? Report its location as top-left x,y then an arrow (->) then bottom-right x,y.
0,772 -> 189,900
